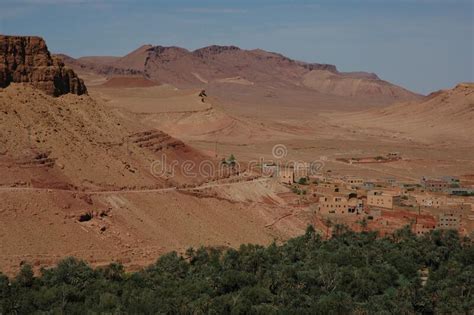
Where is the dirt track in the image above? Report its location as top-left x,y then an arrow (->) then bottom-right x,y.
0,177 -> 270,195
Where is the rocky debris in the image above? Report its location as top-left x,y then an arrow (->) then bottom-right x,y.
18,151 -> 56,168
56,53 -> 144,77
341,71 -> 380,80
298,62 -> 380,80
0,35 -> 87,96
193,45 -> 241,57
199,89 -> 207,102
129,130 -> 186,152
76,208 -> 111,222
78,212 -> 93,222
148,45 -> 189,57
299,62 -> 338,73
79,194 -> 93,205
199,89 -> 207,97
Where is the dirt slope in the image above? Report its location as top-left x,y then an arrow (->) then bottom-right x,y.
329,83 -> 474,144
99,76 -> 159,88
0,181 -> 308,276
0,84 -> 212,190
90,84 -> 309,144
0,85 -> 306,276
302,69 -> 417,99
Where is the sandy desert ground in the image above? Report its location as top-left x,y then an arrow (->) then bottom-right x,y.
89,77 -> 474,180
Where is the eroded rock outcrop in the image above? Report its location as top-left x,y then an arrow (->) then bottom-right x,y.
0,35 -> 87,96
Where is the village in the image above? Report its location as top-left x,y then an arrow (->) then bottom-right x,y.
259,154 -> 474,238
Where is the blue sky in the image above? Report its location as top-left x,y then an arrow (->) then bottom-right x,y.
1,0 -> 472,94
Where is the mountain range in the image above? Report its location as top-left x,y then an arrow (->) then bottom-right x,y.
58,44 -> 422,105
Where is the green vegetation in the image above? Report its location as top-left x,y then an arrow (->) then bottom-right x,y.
0,227 -> 472,314
298,177 -> 309,185
291,185 -> 306,195
357,217 -> 368,231
221,154 -> 237,166
451,191 -> 474,197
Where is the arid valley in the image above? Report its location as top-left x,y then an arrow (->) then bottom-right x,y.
1,1 -> 473,312
0,34 -> 472,279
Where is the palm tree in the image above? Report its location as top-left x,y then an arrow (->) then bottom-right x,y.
358,217 -> 368,232
325,218 -> 332,239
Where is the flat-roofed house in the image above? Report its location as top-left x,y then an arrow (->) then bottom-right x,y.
314,182 -> 341,195
294,162 -> 310,183
413,222 -> 436,236
262,163 -> 278,177
414,193 -> 447,208
319,195 -> 348,215
319,195 -> 363,215
441,176 -> 460,185
423,179 -> 449,192
278,168 -> 294,185
367,190 -> 399,209
437,213 -> 460,230
344,176 -> 364,189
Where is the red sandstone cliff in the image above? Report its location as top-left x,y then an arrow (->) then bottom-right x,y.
0,35 -> 87,96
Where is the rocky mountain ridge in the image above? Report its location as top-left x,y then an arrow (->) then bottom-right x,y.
0,35 -> 87,96
59,44 -> 421,102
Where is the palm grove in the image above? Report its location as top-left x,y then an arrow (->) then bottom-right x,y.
1,226 -> 472,314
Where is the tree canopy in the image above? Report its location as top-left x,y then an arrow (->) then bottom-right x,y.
0,227 -> 472,314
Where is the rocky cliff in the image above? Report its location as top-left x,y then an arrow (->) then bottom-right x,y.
0,35 -> 87,96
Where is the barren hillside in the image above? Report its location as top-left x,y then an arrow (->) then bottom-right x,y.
0,84 -> 306,276
0,84 -> 213,190
329,83 -> 474,144
1,36 -> 309,275
0,36 -> 220,190
90,84 -> 309,144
